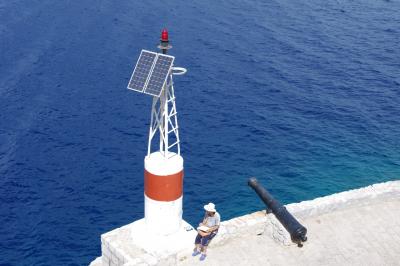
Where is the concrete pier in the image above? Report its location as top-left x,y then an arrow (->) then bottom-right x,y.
90,180 -> 400,266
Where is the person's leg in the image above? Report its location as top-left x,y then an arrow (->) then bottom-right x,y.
200,235 -> 211,253
199,233 -> 217,260
199,244 -> 207,261
194,234 -> 202,250
193,244 -> 201,253
192,234 -> 202,256
202,245 -> 208,254
199,235 -> 210,260
196,231 -> 209,253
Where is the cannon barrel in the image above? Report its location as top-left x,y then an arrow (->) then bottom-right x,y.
248,177 -> 307,246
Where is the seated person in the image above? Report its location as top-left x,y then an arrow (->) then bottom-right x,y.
192,202 -> 221,261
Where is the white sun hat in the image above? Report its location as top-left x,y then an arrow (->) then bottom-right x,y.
204,202 -> 216,212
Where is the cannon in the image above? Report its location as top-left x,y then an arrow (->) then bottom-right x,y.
248,177 -> 307,247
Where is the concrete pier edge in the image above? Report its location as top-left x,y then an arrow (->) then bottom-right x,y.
89,180 -> 400,266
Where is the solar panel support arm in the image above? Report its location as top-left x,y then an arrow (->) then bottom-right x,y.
172,67 -> 187,76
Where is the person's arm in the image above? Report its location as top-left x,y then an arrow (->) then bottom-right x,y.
198,229 -> 210,237
207,213 -> 220,232
207,225 -> 219,232
197,225 -> 212,236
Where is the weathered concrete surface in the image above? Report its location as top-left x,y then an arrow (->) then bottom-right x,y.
180,190 -> 400,265
90,180 -> 400,266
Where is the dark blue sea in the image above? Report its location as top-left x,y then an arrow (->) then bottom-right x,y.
1,0 -> 399,264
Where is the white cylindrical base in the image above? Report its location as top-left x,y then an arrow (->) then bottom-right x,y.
145,194 -> 183,235
144,151 -> 184,236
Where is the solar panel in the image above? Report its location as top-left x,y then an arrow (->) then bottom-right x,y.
127,50 -> 157,92
144,54 -> 174,97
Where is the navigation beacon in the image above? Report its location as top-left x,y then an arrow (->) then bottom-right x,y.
127,29 -> 188,236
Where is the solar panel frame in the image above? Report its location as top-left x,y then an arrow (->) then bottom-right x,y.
144,54 -> 175,97
127,50 -> 157,93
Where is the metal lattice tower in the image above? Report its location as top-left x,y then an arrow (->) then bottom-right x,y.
148,73 -> 181,158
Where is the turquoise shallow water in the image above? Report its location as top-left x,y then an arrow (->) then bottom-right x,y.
0,0 -> 399,265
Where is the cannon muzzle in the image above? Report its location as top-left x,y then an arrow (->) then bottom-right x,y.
248,177 -> 307,246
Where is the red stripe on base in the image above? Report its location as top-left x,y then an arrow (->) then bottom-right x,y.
144,170 -> 183,201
